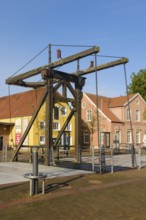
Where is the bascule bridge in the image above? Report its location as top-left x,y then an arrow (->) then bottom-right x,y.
5,44 -> 128,166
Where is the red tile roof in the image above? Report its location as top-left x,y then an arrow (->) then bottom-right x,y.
84,93 -> 135,123
109,94 -> 135,107
0,87 -> 59,119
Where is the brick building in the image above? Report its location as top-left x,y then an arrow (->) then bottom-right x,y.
81,92 -> 146,149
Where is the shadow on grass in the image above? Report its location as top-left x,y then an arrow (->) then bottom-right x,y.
0,182 -> 27,191
43,175 -> 84,193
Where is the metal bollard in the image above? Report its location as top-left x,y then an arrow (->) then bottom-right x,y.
32,147 -> 38,195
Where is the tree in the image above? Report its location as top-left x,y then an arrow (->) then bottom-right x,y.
128,69 -> 146,101
143,108 -> 146,121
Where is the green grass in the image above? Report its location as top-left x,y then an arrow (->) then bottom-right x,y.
1,168 -> 146,220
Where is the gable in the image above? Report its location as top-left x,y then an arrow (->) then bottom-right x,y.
84,93 -> 123,123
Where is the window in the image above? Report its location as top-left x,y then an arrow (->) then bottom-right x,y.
65,123 -> 72,131
126,109 -> 131,121
53,122 -> 60,130
115,130 -> 121,143
83,130 -> 90,143
15,118 -> 21,132
82,102 -> 86,108
61,107 -> 66,116
136,110 -> 140,121
127,130 -> 132,144
54,106 -> 59,120
40,136 -> 45,145
60,133 -> 71,146
86,109 -> 92,121
136,130 -> 140,144
40,121 -> 45,130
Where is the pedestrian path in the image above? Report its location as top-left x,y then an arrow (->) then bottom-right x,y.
0,162 -> 93,185
1,153 -> 146,185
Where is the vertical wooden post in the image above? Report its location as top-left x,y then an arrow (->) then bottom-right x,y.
74,78 -> 84,163
45,44 -> 53,166
45,78 -> 54,166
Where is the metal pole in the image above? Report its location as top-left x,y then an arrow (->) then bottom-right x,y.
123,64 -> 136,168
32,147 -> 38,195
111,148 -> 114,173
138,146 -> 141,169
92,146 -> 95,171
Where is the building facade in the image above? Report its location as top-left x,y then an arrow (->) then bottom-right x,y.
81,92 -> 146,149
0,88 -> 75,151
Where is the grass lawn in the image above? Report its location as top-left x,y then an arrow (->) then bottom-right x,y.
0,167 -> 146,220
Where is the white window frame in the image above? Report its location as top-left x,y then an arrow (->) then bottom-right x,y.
65,123 -> 72,131
53,122 -> 60,131
86,109 -> 92,121
136,110 -> 140,122
136,130 -> 140,144
126,109 -> 131,121
127,130 -> 132,144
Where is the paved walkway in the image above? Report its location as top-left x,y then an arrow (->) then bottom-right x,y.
0,162 -> 93,185
1,153 -> 146,185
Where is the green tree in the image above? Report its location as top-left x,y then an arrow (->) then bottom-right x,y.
128,69 -> 146,101
143,108 -> 146,121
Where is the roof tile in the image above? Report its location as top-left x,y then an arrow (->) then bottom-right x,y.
0,88 -> 59,119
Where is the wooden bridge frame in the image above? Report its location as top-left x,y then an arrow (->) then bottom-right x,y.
6,45 -> 128,165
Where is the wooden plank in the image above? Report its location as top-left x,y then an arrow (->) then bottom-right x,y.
6,46 -> 100,84
12,81 -> 46,88
77,58 -> 129,76
42,69 -> 79,83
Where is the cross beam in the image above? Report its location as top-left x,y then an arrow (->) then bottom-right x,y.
76,58 -> 129,76
5,57 -> 128,89
5,46 -> 100,84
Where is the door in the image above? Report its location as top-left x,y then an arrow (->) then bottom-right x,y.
0,137 -> 3,151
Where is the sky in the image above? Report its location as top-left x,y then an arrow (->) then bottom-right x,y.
0,0 -> 146,98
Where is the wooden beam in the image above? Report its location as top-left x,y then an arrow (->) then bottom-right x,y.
6,46 -> 100,84
45,79 -> 54,166
54,96 -> 75,103
77,58 -> 129,76
11,80 -> 47,88
66,81 -> 77,99
42,69 -> 79,83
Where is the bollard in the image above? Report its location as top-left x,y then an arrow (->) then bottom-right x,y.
32,147 -> 38,195
24,147 -> 47,196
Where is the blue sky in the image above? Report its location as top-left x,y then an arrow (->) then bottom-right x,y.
0,0 -> 146,97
